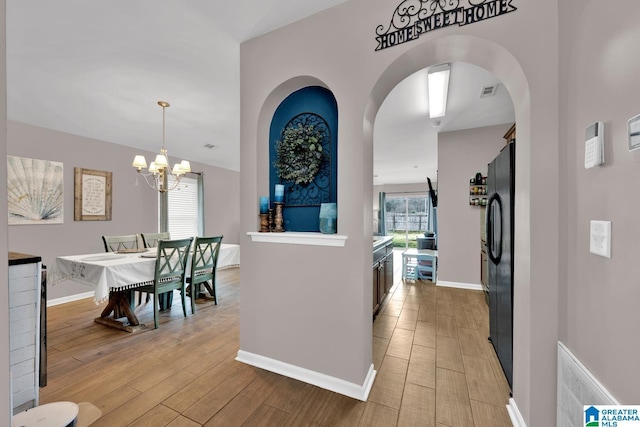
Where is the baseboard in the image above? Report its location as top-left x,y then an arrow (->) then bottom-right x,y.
436,280 -> 483,291
47,292 -> 94,307
236,350 -> 377,401
507,398 -> 527,427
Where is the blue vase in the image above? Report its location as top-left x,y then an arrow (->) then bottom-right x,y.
319,203 -> 337,234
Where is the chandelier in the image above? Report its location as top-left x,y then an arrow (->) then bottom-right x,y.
132,101 -> 191,193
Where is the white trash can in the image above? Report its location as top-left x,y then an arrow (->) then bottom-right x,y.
12,402 -> 79,427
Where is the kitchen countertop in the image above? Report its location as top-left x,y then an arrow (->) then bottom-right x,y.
373,235 -> 393,250
8,251 -> 42,266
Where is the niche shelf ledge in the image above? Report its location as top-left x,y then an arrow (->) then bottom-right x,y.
247,231 -> 347,247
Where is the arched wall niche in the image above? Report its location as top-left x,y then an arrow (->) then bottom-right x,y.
256,76 -> 329,197
269,86 -> 338,232
364,34 -> 536,418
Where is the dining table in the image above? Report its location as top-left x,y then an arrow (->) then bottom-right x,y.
51,248 -> 161,332
50,243 -> 241,332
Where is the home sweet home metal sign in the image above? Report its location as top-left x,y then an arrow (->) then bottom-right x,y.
375,0 -> 517,51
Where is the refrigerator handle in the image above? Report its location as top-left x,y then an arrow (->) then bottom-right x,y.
487,193 -> 503,265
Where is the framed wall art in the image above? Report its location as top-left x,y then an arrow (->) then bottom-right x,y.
7,155 -> 64,225
74,167 -> 112,221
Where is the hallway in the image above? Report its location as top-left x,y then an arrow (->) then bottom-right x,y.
368,249 -> 512,425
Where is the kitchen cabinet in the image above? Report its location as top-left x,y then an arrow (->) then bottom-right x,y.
9,252 -> 43,414
384,251 -> 394,294
372,237 -> 393,316
504,123 -> 516,145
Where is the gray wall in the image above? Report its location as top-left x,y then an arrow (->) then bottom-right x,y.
1,0 -> 11,421
560,0 -> 640,403
240,0 -> 559,424
438,125 -> 511,286
7,121 -> 240,300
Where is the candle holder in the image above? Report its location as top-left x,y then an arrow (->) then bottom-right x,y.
268,208 -> 275,231
259,213 -> 270,232
274,202 -> 285,232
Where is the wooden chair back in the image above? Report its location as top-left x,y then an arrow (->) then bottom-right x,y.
137,237 -> 193,329
188,235 -> 223,310
141,232 -> 171,248
154,237 -> 193,293
102,234 -> 139,252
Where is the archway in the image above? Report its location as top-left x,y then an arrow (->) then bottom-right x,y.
364,34 -> 533,421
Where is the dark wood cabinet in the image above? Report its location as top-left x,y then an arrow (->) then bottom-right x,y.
384,252 -> 394,294
373,237 -> 394,316
504,123 -> 516,145
373,262 -> 380,313
373,258 -> 383,315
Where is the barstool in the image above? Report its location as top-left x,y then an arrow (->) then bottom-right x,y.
416,253 -> 437,282
403,254 -> 419,281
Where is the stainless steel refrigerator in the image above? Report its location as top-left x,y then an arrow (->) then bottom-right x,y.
486,141 -> 515,388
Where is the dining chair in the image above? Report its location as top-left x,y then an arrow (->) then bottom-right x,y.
138,232 -> 171,305
135,237 -> 194,329
187,235 -> 223,313
102,234 -> 140,253
141,232 -> 171,249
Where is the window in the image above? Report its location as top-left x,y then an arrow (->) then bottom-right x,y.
158,176 -> 199,239
384,194 -> 430,248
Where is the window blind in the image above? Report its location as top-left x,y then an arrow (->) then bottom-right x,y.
158,176 -> 198,239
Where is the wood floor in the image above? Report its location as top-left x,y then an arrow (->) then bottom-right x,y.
41,255 -> 512,426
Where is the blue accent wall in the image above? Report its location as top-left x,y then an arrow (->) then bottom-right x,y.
269,86 -> 338,232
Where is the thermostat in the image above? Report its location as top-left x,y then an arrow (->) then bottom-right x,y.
628,114 -> 640,151
584,122 -> 604,169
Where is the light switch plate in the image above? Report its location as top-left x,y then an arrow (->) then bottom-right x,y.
590,220 -> 611,258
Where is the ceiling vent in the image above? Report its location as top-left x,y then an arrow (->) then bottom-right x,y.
203,143 -> 219,150
479,84 -> 498,98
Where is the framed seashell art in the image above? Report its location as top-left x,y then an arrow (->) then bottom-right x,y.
7,155 -> 64,225
74,167 -> 112,221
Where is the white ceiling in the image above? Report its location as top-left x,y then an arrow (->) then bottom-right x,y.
6,1 -> 514,186
373,62 -> 515,186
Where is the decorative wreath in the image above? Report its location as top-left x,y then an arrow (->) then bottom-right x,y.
273,123 -> 327,185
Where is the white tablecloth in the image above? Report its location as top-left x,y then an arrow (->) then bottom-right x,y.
51,244 -> 240,303
218,244 -> 240,269
52,250 -> 157,303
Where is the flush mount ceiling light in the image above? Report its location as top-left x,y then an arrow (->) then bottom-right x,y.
428,63 -> 450,119
132,101 -> 191,193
